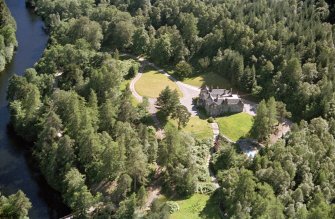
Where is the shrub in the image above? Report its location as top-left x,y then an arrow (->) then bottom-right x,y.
125,63 -> 139,79
175,60 -> 193,79
192,97 -> 199,105
207,117 -> 214,123
198,57 -> 210,69
196,183 -> 217,194
166,201 -> 180,214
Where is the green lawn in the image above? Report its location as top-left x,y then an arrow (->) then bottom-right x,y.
216,113 -> 254,141
170,116 -> 212,140
170,194 -> 221,219
135,67 -> 182,98
182,72 -> 232,89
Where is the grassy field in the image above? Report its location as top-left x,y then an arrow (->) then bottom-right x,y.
216,113 -> 254,141
170,116 -> 212,140
182,72 -> 232,89
135,67 -> 182,98
170,194 -> 221,219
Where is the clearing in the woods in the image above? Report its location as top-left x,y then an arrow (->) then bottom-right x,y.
135,67 -> 182,98
182,72 -> 232,89
169,116 -> 212,140
165,193 -> 221,219
216,113 -> 254,142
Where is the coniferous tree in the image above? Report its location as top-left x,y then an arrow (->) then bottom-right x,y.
251,100 -> 270,141
171,105 -> 191,129
155,86 -> 179,117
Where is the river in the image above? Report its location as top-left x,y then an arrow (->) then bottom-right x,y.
0,0 -> 70,218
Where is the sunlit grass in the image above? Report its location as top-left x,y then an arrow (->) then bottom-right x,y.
135,67 -> 182,98
170,194 -> 221,219
216,113 -> 254,141
169,116 -> 212,140
182,72 -> 232,89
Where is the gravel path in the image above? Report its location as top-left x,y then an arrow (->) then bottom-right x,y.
208,122 -> 221,189
129,68 -> 143,102
242,98 -> 258,116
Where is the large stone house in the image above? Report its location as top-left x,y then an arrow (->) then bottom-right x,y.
198,86 -> 244,116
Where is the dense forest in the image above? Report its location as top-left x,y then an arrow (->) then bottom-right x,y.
0,0 -> 17,71
7,0 -> 213,218
6,0 -> 335,218
27,0 -> 335,122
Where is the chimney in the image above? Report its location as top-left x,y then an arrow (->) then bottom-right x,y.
215,94 -> 219,102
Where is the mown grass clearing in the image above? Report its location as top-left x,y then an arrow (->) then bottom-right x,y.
169,193 -> 221,219
135,67 -> 182,98
182,72 -> 232,89
169,116 -> 212,140
216,113 -> 254,141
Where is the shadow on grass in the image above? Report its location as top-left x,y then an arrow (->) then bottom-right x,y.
156,111 -> 168,127
141,115 -> 156,127
200,190 -> 222,219
197,106 -> 210,120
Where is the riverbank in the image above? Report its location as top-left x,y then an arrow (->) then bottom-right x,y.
0,0 -> 70,218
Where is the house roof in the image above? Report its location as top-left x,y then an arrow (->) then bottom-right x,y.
201,88 -> 243,106
210,89 -> 228,96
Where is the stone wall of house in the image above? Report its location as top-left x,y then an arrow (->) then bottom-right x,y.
205,103 -> 243,117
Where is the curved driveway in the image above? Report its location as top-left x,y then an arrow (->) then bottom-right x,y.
128,56 -> 200,116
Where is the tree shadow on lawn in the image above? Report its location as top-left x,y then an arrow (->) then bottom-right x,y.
200,190 -> 222,219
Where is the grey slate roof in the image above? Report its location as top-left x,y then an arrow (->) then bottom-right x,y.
201,88 -> 242,106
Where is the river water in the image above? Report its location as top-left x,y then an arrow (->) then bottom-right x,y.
0,0 -> 70,218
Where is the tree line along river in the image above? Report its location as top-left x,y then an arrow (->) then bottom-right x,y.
0,0 -> 70,218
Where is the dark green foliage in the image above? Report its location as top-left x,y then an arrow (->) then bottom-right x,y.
54,17 -> 103,50
0,190 -> 32,218
10,0 -> 335,218
155,86 -> 179,117
171,104 -> 191,129
251,100 -> 271,141
174,60 -> 193,79
125,63 -> 139,79
214,117 -> 335,218
213,49 -> 244,87
132,27 -> 150,54
0,0 -> 17,71
114,193 -> 136,219
63,168 -> 99,218
136,186 -> 147,207
251,97 -> 289,141
8,75 -> 41,141
113,174 -> 132,203
108,20 -> 136,49
26,0 -> 335,124
157,126 -> 201,197
144,199 -> 170,219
